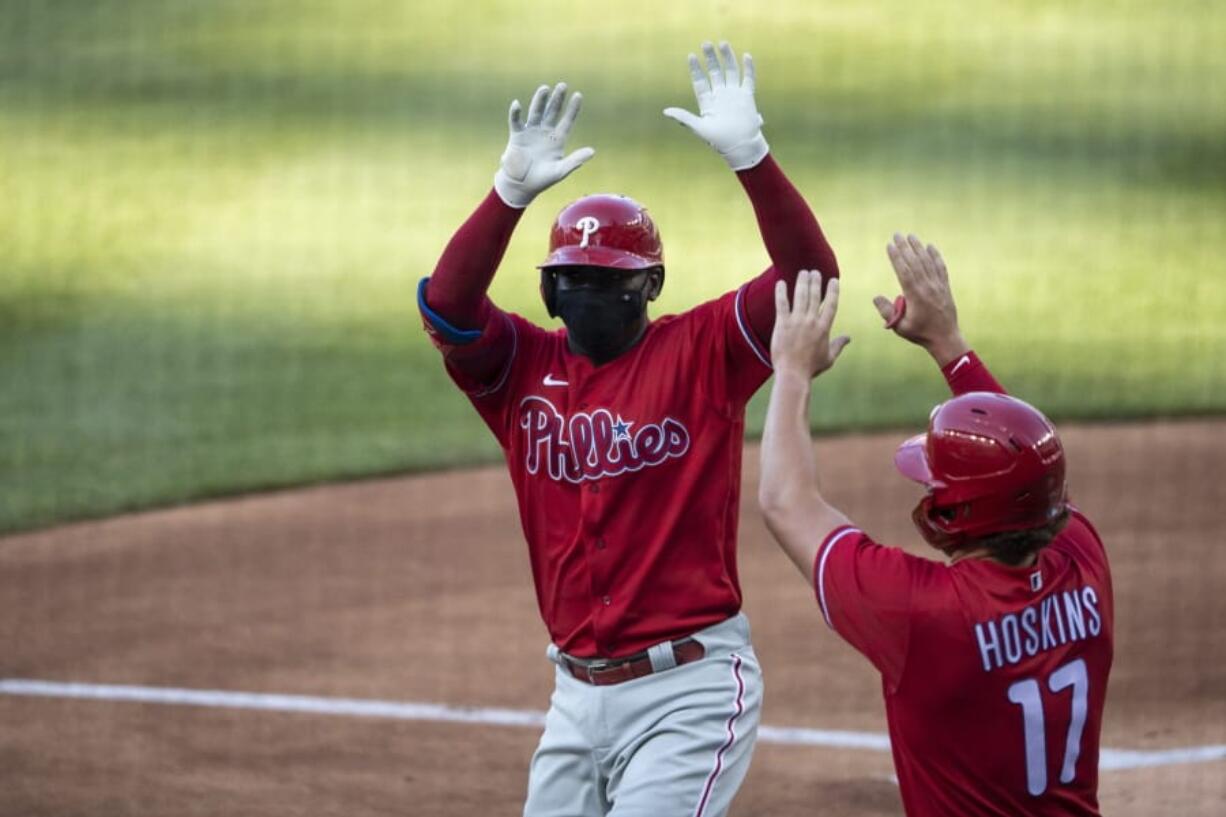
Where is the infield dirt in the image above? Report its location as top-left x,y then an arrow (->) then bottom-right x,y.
2,420 -> 1224,816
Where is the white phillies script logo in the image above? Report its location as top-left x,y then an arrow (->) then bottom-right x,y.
576,216 -> 600,248
519,396 -> 689,483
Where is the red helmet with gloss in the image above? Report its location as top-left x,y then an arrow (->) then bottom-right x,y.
538,194 -> 664,316
894,392 -> 1069,553
540,194 -> 663,270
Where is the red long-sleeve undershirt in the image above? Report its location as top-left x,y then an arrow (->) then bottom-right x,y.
425,189 -> 524,331
423,154 -> 837,371
943,350 -> 1006,395
735,155 -> 839,342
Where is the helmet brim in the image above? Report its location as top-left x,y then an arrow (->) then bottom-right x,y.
894,434 -> 944,487
538,245 -> 660,271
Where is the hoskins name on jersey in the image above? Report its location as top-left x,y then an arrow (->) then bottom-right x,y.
974,584 -> 1103,672
519,395 -> 690,484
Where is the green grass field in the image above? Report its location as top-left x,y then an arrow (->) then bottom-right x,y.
2,1 -> 1224,532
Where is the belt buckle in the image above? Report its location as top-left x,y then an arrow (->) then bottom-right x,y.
583,659 -> 614,683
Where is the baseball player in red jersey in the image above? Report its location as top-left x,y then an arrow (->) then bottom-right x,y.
757,236 -> 1113,817
418,42 -> 839,815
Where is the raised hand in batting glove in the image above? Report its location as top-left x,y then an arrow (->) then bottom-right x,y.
494,83 -> 595,209
663,41 -> 769,171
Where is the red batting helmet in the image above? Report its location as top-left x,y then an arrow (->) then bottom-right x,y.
894,392 -> 1069,553
538,194 -> 664,316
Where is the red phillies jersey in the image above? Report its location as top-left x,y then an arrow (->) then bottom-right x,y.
814,510 -> 1113,816
423,284 -> 772,658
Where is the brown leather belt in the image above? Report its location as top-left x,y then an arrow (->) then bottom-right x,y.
561,639 -> 706,686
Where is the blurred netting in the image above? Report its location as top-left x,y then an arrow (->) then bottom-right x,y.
0,2 -> 1223,815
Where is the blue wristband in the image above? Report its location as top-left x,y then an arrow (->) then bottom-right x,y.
417,277 -> 482,345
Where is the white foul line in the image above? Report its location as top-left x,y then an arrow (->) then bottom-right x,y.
2,678 -> 1223,772
0,679 -> 545,729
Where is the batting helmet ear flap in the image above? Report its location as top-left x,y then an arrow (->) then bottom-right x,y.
541,269 -> 560,317
646,266 -> 665,302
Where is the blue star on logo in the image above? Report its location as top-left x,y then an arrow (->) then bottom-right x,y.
612,416 -> 633,442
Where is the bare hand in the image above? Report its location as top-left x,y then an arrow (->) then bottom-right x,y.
771,271 -> 850,379
875,234 -> 967,365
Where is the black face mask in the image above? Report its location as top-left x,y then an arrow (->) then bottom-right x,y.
556,284 -> 647,363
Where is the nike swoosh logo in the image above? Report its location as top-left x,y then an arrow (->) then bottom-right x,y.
543,374 -> 569,387
950,355 -> 970,374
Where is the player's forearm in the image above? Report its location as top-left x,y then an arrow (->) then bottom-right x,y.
425,189 -> 525,329
737,155 -> 839,285
737,157 -> 839,343
922,331 -> 970,370
941,349 -> 1007,396
758,370 -> 822,514
760,369 -> 848,583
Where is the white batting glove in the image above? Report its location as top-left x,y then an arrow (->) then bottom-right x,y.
493,82 -> 595,209
663,41 -> 769,171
